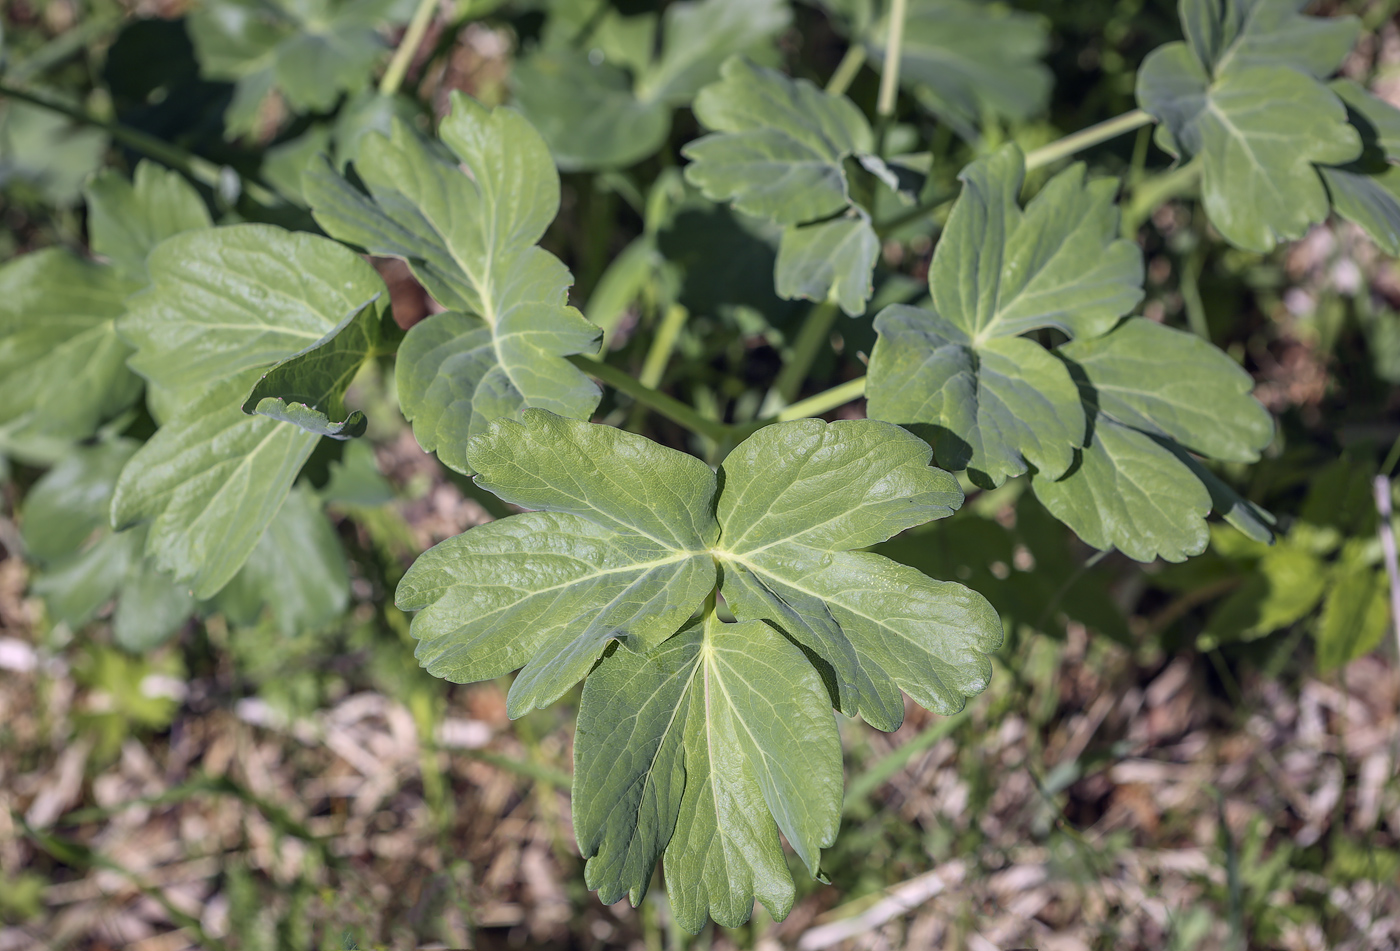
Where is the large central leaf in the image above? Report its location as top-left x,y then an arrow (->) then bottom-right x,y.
866,144 -> 1143,487
304,94 -> 603,473
398,410 -> 1001,929
1136,0 -> 1364,251
397,411 -> 720,717
574,613 -> 842,932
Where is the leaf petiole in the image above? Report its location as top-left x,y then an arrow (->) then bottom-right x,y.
567,354 -> 732,444
1022,108 -> 1154,171
379,0 -> 439,97
774,376 -> 867,422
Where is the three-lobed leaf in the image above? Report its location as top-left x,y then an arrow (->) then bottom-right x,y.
304,94 -> 603,473
867,144 -> 1142,487
684,57 -> 887,315
1137,0 -> 1367,252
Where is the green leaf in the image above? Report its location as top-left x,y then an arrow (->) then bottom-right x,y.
215,487 -> 350,635
242,296 -> 401,438
774,217 -> 879,318
120,223 -> 388,399
867,145 -> 1142,486
1200,542 -> 1328,646
303,95 -> 603,472
1031,417 -> 1213,563
574,613 -> 842,931
0,98 -> 107,205
397,410 -> 720,717
0,249 -> 142,444
861,0 -> 1051,140
1318,80 -> 1400,253
84,161 -> 212,281
1315,568 -> 1389,670
683,56 -> 881,315
713,418 -> 1002,731
511,52 -> 671,171
23,440 -> 193,650
188,0 -> 406,137
1031,317 -> 1276,558
112,375 -> 320,599
1057,318 -> 1273,463
1136,0 -> 1363,251
510,0 -> 790,171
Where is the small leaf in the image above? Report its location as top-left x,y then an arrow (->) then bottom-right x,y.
84,161 -> 212,281
188,0 -> 405,137
684,56 -> 881,314
242,296 -> 402,438
575,613 -> 842,931
1314,567 -> 1389,670
774,216 -> 879,318
304,95 -> 603,471
112,374 -> 320,599
23,440 -> 193,650
867,145 -> 1142,485
0,249 -> 141,443
714,418 -> 1002,730
1200,543 -> 1328,646
861,0 -> 1052,140
397,410 -> 720,718
1136,0 -> 1364,252
510,0 -> 790,171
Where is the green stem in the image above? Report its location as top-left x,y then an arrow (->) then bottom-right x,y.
569,354 -> 730,443
0,81 -> 221,186
826,44 -> 867,97
1180,242 -> 1210,340
875,0 -> 909,118
875,193 -> 955,239
379,0 -> 439,96
761,300 -> 841,416
6,10 -> 126,84
1121,159 -> 1202,238
1022,108 -> 1154,171
775,376 -> 866,422
639,304 -> 689,389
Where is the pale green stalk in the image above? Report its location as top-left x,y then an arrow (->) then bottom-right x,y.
639,304 -> 689,389
761,300 -> 841,416
1022,109 -> 1154,171
826,45 -> 867,97
568,354 -> 730,443
876,0 -> 910,117
379,0 -> 439,96
775,376 -> 866,421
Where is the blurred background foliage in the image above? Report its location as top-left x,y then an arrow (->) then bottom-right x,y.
1,0 -> 1399,947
